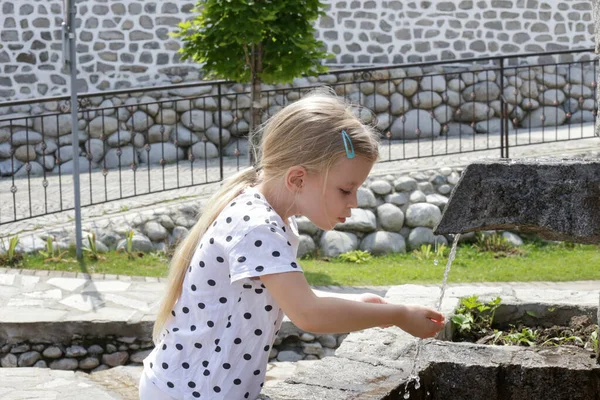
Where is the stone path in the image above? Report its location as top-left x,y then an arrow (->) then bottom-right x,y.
0,268 -> 597,399
1,123 -> 597,239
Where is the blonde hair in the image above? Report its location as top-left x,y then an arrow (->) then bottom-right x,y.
152,89 -> 380,343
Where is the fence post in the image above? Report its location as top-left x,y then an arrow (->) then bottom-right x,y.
218,83 -> 223,181
499,56 -> 507,159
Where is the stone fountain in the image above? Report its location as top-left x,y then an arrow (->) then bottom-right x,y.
261,158 -> 600,400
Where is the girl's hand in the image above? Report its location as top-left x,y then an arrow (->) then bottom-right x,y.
357,293 -> 391,328
399,305 -> 446,339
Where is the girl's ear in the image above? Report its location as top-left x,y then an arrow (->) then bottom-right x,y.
285,166 -> 307,192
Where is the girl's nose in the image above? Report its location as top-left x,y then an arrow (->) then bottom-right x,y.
348,192 -> 358,208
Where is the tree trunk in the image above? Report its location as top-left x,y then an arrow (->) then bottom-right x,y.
248,43 -> 263,165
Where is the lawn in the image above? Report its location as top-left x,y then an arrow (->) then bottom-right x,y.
4,241 -> 599,286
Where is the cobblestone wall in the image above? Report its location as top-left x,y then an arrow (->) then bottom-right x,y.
0,0 -> 594,101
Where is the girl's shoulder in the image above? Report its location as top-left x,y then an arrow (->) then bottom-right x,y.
211,187 -> 294,245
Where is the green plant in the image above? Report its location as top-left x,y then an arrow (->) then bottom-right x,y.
435,244 -> 448,258
338,250 -> 372,264
172,0 -> 331,162
83,233 -> 106,261
118,231 -> 143,260
451,295 -> 502,338
472,232 -> 523,257
503,327 -> 539,347
119,206 -> 130,213
587,327 -> 599,353
0,235 -> 22,267
412,244 -> 434,261
38,236 -> 70,263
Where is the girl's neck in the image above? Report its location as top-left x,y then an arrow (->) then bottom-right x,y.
254,178 -> 297,223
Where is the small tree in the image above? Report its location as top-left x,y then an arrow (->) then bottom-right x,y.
172,0 -> 331,163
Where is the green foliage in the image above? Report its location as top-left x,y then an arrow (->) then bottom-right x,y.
38,236 -> 71,263
451,295 -> 502,338
117,231 -> 141,260
589,329 -> 599,353
503,327 -> 539,347
412,244 -> 448,261
0,235 -> 22,267
172,0 -> 331,84
472,232 -> 524,257
338,250 -> 372,264
83,233 -> 106,261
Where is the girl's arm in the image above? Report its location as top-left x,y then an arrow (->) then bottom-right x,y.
260,271 -> 444,337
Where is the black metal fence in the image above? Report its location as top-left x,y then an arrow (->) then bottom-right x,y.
0,48 -> 597,226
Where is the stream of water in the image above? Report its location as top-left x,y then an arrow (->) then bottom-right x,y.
402,234 -> 461,398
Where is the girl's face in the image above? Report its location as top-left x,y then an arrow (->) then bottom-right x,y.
298,155 -> 374,230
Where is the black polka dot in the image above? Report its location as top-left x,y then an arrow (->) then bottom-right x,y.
287,241 -> 291,246
215,346 -> 221,352
150,362 -> 153,368
191,325 -> 196,331
261,283 -> 266,288
188,381 -> 196,388
267,207 -> 273,212
265,219 -> 270,224
182,362 -> 189,369
282,226 -> 287,232
245,392 -> 250,398
223,363 -> 231,369
234,338 -> 242,344
171,310 -> 176,317
243,215 -> 250,221
216,256 -> 224,263
176,344 -> 183,350
198,302 -> 205,309
208,279 -> 216,286
243,284 -> 252,289
243,353 -> 252,360
226,236 -> 232,242
191,284 -> 196,291
173,327 -> 179,332
254,194 -> 260,199
209,238 -> 214,244
246,201 -> 252,205
244,312 -> 252,319
213,221 -> 217,227
265,305 -> 273,311
189,266 -> 192,272
255,289 -> 263,294
255,266 -> 264,272
202,361 -> 209,367
254,369 -> 261,375
291,262 -> 298,268
272,251 -> 280,257
207,320 -> 214,328
255,329 -> 263,336
167,382 -> 174,388
230,202 -> 236,207
215,339 -> 220,345
260,383 -> 264,387
264,345 -> 270,351
193,392 -> 200,398
226,217 -> 232,223
219,297 -> 227,303
238,256 -> 246,262
195,343 -> 202,349
226,321 -> 232,328
162,344 -> 167,350
270,227 -> 276,232
162,362 -> 168,369
234,378 -> 242,385
204,369 -> 211,376
254,240 -> 262,247
214,386 -> 221,393
199,261 -> 205,268
182,307 -> 189,313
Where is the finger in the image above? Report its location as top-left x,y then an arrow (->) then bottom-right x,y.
425,310 -> 445,322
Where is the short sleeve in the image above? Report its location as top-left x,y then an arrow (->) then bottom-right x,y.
228,224 -> 302,283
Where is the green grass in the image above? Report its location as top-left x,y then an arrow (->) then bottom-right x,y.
3,242 -> 599,286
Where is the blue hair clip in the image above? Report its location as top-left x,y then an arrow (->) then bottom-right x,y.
341,130 -> 355,159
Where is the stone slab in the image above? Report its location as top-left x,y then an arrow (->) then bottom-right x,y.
435,159 -> 600,244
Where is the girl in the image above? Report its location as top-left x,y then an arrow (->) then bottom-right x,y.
139,91 -> 445,399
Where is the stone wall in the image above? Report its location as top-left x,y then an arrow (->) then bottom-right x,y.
0,62 -> 596,179
0,0 -> 594,101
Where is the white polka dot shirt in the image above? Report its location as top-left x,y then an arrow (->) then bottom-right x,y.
143,187 -> 302,399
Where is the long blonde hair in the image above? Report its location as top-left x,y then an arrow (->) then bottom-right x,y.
152,89 -> 380,343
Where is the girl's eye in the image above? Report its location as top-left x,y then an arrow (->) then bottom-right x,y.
340,189 -> 351,195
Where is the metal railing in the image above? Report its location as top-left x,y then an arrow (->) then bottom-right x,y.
0,48 -> 597,227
